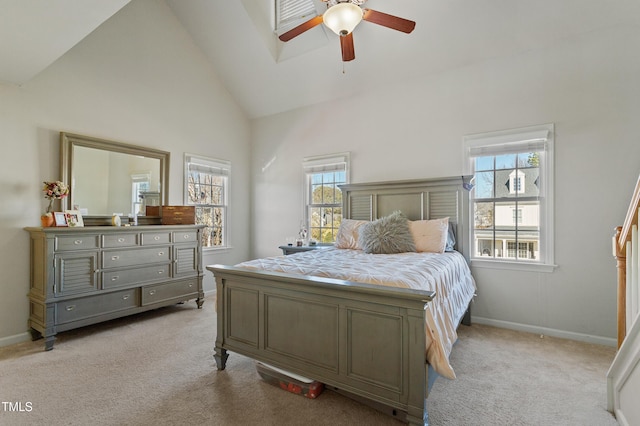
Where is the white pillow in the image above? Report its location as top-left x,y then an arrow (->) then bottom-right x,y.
409,217 -> 449,253
334,219 -> 368,249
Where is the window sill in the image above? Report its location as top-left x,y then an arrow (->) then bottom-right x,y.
203,246 -> 233,254
470,258 -> 556,273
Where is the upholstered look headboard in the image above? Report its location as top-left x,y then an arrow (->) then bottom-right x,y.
340,176 -> 473,261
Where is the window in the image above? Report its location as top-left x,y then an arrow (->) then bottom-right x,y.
463,124 -> 555,271
512,208 -> 523,224
131,173 -> 150,216
275,0 -> 317,33
184,154 -> 230,249
509,170 -> 524,194
303,153 -> 350,243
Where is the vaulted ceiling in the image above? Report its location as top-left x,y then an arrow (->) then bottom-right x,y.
3,0 -> 640,119
0,0 -> 131,84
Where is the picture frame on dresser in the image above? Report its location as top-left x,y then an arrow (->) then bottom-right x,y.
53,212 -> 67,227
64,210 -> 84,227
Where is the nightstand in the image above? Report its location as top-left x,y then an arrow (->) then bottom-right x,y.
278,244 -> 331,255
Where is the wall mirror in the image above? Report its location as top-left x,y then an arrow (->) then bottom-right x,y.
60,132 -> 169,221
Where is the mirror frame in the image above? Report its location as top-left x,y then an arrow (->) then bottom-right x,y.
60,132 -> 170,222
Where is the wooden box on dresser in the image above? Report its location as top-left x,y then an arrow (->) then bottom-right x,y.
25,224 -> 204,350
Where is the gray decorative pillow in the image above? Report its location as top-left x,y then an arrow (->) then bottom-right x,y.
359,211 -> 417,254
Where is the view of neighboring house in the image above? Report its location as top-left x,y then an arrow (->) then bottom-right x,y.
473,152 -> 541,261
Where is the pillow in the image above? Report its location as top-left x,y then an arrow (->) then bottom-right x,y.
445,222 -> 456,252
358,211 -> 416,254
334,219 -> 368,249
409,217 -> 449,253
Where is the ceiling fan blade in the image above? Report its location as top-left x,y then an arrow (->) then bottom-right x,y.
362,8 -> 416,34
340,32 -> 355,62
278,15 -> 324,42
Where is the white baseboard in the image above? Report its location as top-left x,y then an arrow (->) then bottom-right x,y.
472,316 -> 617,347
0,332 -> 31,348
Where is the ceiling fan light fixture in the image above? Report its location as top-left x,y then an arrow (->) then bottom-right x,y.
323,3 -> 363,36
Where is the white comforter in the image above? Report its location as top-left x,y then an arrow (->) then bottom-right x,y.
236,247 -> 476,379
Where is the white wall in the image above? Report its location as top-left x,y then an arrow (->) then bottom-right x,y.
251,25 -> 640,344
0,0 -> 251,345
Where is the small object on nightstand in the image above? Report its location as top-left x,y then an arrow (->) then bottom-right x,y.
278,244 -> 330,255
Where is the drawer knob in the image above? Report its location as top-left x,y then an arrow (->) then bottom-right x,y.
158,252 -> 164,256
157,270 -> 164,275
65,305 -> 75,311
111,276 -> 119,281
111,255 -> 120,261
74,240 -> 83,245
188,283 -> 193,288
183,234 -> 190,239
154,236 -> 160,241
122,294 -> 130,300
118,237 -> 125,243
149,289 -> 156,296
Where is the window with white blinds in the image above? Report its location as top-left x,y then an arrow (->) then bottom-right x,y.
184,154 -> 230,249
463,124 -> 555,271
276,0 -> 317,32
303,152 -> 350,243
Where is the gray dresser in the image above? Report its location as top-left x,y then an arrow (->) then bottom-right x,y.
25,225 -> 204,350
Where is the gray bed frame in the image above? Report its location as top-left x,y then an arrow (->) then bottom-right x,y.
207,176 -> 472,426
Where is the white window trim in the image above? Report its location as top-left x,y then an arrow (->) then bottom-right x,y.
463,123 -> 556,272
184,153 -> 231,251
302,152 -> 350,241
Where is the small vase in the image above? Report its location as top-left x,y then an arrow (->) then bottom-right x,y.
41,214 -> 54,227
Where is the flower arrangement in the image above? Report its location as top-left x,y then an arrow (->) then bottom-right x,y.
42,180 -> 69,214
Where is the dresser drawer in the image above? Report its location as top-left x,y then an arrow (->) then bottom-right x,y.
102,264 -> 171,289
56,289 -> 138,324
55,234 -> 100,251
102,233 -> 139,248
102,246 -> 171,269
173,230 -> 198,244
141,279 -> 199,306
141,231 -> 171,246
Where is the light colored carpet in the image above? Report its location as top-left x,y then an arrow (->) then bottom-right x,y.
0,301 -> 618,425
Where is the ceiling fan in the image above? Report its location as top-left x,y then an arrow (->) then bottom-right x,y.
278,0 -> 416,62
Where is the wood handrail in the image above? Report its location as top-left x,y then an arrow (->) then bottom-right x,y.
616,175 -> 640,257
613,174 -> 640,348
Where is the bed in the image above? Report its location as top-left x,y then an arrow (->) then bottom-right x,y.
206,176 -> 475,426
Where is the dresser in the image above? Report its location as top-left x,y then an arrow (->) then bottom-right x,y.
25,225 -> 204,350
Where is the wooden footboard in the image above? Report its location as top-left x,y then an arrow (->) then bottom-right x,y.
208,264 -> 435,426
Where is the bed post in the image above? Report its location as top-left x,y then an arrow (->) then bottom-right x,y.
214,275 -> 229,370
405,304 -> 430,426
